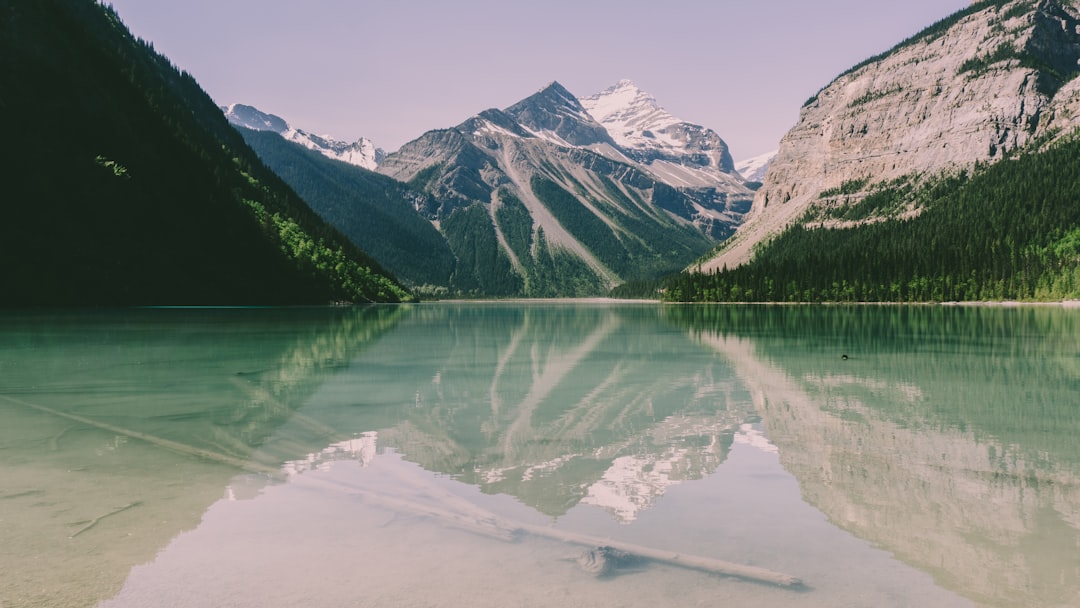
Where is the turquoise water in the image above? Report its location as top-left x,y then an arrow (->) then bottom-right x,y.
1,303 -> 1077,607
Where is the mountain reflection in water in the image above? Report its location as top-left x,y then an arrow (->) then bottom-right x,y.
304,304 -> 753,522
670,304 -> 1080,608
3,303 -> 1075,607
0,306 -> 402,607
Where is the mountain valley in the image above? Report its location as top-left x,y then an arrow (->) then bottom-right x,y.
231,80 -> 754,297
6,0 -> 1080,304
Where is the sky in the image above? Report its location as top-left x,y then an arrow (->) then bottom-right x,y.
107,0 -> 971,161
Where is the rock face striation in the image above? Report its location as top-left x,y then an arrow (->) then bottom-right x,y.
703,0 -> 1080,272
377,81 -> 753,295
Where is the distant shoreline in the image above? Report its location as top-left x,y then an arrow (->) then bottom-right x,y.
943,300 -> 1080,308
417,298 -> 1080,307
420,298 -> 656,305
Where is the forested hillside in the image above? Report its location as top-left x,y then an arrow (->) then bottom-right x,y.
664,136 -> 1080,302
238,128 -> 454,293
0,0 -> 410,305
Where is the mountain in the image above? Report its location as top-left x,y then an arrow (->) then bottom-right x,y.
236,128 -> 456,293
678,305 -> 1080,607
1,307 -> 403,607
508,81 -> 616,147
0,0 -> 410,305
223,104 -> 384,170
702,0 -> 1080,274
670,0 -> 1080,302
297,305 -> 755,521
734,150 -> 776,183
580,79 -> 743,190
376,81 -> 752,296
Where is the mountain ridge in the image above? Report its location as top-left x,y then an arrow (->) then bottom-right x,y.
581,79 -> 740,188
371,79 -> 753,295
665,0 -> 1080,303
223,103 -> 384,170
507,81 -> 618,148
235,128 -> 456,292
702,0 -> 1080,273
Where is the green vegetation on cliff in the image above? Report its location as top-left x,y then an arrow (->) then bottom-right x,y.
442,203 -> 522,296
531,175 -> 712,281
665,136 -> 1080,302
495,190 -> 607,297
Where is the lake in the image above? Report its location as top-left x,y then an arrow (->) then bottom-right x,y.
1,303 -> 1077,607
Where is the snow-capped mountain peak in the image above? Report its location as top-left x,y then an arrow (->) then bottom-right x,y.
580,79 -> 670,146
734,150 -> 777,183
223,103 -> 289,134
579,80 -> 739,186
222,103 -> 383,170
504,81 -> 615,148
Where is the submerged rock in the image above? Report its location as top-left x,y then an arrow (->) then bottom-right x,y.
576,546 -> 643,578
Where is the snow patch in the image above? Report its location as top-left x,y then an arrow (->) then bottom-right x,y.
734,150 -> 777,182
224,103 -> 383,170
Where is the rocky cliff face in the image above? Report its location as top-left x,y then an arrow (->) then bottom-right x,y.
1042,61 -> 1080,133
704,0 -> 1080,272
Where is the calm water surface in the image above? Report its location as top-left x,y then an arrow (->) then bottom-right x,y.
1,303 -> 1077,608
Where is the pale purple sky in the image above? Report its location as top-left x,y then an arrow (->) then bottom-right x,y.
108,0 -> 970,160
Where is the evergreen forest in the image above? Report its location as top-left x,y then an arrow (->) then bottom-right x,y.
662,136 -> 1080,302
0,0 -> 410,305
237,129 -> 455,293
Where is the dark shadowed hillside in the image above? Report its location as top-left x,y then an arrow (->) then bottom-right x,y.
237,128 -> 455,292
0,0 -> 411,305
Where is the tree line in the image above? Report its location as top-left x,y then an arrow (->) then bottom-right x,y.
662,135 -> 1080,303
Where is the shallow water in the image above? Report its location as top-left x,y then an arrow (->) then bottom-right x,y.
1,303 -> 1077,607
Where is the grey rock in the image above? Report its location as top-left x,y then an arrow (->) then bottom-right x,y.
703,0 -> 1080,272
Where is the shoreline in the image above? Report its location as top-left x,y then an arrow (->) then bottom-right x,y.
417,298 -> 1080,307
943,300 -> 1080,308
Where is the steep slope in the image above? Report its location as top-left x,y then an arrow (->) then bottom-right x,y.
377,81 -> 750,296
224,104 -> 384,170
237,128 -> 455,292
509,81 -> 755,231
0,0 -> 410,305
507,82 -> 616,147
704,0 -> 1080,273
